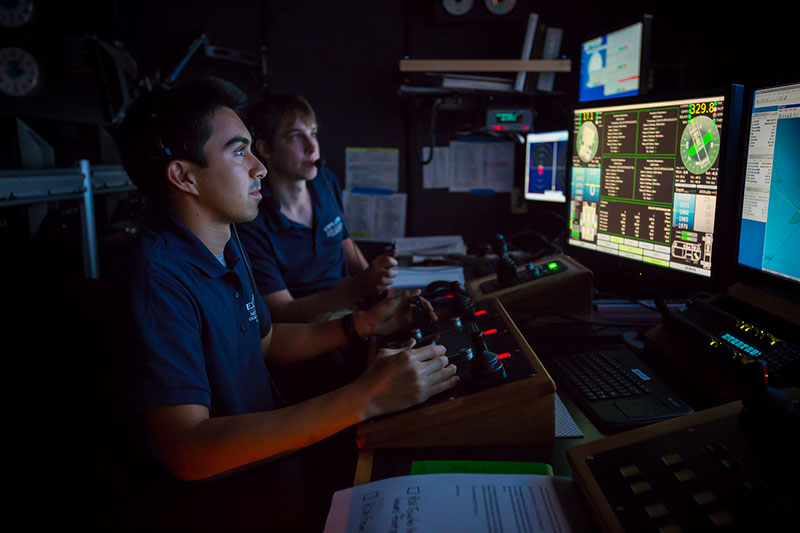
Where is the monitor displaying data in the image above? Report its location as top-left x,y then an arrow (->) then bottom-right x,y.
569,93 -> 732,278
579,16 -> 652,103
524,130 -> 568,203
737,82 -> 800,286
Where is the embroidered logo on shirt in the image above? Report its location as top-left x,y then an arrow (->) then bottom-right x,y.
323,215 -> 343,238
246,295 -> 258,322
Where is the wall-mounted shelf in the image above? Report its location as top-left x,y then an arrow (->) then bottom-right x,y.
399,59 -> 571,73
0,161 -> 135,278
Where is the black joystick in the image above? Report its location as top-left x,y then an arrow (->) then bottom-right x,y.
410,295 -> 437,335
492,234 -> 519,287
470,329 -> 507,388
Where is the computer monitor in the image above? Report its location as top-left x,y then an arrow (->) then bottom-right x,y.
736,81 -> 800,297
524,130 -> 568,203
567,86 -> 745,295
579,15 -> 653,103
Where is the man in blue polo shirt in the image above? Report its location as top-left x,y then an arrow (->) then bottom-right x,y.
236,94 -> 398,324
108,78 -> 458,531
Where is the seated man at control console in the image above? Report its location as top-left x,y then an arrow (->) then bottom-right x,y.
236,94 -> 398,323
107,78 -> 458,531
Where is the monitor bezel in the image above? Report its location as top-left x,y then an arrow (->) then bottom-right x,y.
524,129 -> 569,203
578,13 -> 654,104
564,84 -> 746,299
732,81 -> 800,303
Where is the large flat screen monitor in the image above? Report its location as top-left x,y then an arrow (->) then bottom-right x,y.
737,81 -> 800,292
524,130 -> 568,203
568,87 -> 744,288
579,15 -> 653,103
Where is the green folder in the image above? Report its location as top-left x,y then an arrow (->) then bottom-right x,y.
409,460 -> 553,476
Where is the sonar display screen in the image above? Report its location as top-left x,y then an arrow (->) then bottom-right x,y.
524,130 -> 568,203
569,95 -> 728,277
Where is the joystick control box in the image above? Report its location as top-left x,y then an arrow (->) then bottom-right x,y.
355,291 -> 556,449
467,253 -> 593,320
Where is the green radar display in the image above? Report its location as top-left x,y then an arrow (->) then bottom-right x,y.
576,121 -> 599,163
680,115 -> 720,175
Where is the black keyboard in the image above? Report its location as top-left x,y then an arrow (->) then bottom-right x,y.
548,348 -> 693,432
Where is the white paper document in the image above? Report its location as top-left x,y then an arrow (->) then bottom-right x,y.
394,266 -> 465,290
345,147 -> 400,190
450,140 -> 515,193
343,189 -> 406,242
393,235 -> 467,256
324,473 -> 572,533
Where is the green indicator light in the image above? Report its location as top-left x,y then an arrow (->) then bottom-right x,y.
548,262 -> 558,270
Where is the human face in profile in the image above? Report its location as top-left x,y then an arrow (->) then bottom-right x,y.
258,116 -> 320,182
193,107 -> 267,223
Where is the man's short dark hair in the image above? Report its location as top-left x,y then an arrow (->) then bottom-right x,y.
117,78 -> 247,208
247,93 -> 315,150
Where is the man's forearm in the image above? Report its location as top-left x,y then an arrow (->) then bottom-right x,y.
147,383 -> 370,481
266,276 -> 365,322
268,317 -> 354,365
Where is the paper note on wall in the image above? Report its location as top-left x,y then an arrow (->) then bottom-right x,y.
449,140 -> 514,193
343,189 -> 406,242
345,147 -> 399,191
421,146 -> 451,189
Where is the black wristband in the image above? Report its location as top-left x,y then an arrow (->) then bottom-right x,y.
342,312 -> 367,344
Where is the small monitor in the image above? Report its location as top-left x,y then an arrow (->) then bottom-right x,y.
737,82 -> 800,291
524,130 -> 568,203
579,15 -> 653,103
568,87 -> 744,286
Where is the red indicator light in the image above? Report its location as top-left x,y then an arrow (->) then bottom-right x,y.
483,328 -> 497,336
444,294 -> 454,299
538,164 -> 544,175
521,125 -> 529,130
498,352 -> 511,359
474,310 -> 487,316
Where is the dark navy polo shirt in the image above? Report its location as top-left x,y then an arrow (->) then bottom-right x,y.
236,168 -> 350,299
112,215 -> 274,418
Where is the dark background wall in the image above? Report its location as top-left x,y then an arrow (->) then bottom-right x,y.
2,0 -> 798,303
3,0 -> 797,255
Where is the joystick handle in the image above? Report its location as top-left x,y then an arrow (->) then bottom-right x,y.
410,295 -> 437,334
492,234 -> 519,286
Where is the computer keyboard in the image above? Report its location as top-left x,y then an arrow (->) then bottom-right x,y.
547,348 -> 693,432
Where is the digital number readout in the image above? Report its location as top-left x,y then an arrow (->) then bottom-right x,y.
689,101 -> 717,115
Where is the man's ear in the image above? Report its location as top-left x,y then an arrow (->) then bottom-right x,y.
165,160 -> 200,197
254,139 -> 271,162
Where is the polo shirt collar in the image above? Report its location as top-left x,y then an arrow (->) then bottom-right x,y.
260,175 -> 322,232
152,214 -> 242,278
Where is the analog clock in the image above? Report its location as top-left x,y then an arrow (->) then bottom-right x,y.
484,0 -> 517,16
0,47 -> 41,97
0,0 -> 34,28
441,0 -> 475,17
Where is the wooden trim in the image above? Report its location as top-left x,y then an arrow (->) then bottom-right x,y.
353,449 -> 374,486
566,400 -> 745,533
399,59 -> 571,73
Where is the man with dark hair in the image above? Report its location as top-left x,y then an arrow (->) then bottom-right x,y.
236,94 -> 398,324
108,78 -> 458,531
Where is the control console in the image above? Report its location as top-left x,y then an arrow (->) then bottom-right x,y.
356,282 -> 556,449
467,239 -> 593,320
567,387 -> 800,532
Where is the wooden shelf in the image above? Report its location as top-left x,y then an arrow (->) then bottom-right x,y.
400,59 -> 571,73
